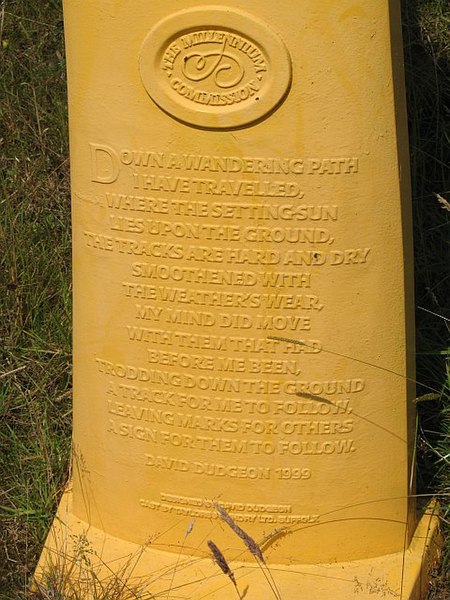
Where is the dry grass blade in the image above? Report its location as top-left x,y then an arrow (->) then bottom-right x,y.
267,335 -> 444,396
166,519 -> 195,599
0,364 -> 26,379
207,540 -> 236,585
213,502 -> 263,562
207,540 -> 241,599
435,192 -> 450,211
414,393 -> 442,404
213,503 -> 282,600
31,539 -> 157,600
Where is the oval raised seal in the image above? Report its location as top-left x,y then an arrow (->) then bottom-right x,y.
139,7 -> 292,129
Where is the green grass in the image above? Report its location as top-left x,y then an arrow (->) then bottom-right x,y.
0,1 -> 72,596
404,1 -> 450,597
0,0 -> 449,598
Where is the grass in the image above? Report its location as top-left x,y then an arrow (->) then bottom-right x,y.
0,0 -> 449,598
403,1 -> 450,597
30,536 -> 157,600
0,1 -> 72,597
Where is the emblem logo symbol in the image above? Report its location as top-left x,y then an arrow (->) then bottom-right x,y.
182,39 -> 245,88
140,8 -> 292,129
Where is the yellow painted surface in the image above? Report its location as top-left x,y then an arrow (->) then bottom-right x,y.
35,490 -> 441,599
36,1 -> 440,597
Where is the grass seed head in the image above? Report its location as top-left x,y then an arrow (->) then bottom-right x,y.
214,502 -> 264,562
207,540 -> 237,587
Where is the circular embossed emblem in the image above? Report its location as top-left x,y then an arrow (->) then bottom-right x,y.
139,7 -> 292,129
